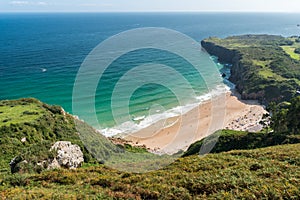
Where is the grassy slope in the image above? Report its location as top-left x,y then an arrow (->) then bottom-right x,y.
0,99 -> 299,199
0,98 -> 94,173
0,98 -> 167,174
281,37 -> 300,60
0,102 -> 44,126
184,129 -> 300,157
1,143 -> 299,199
203,35 -> 300,103
0,98 -> 179,172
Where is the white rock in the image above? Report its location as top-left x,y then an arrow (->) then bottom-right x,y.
47,158 -> 60,170
50,141 -> 84,169
21,137 -> 26,143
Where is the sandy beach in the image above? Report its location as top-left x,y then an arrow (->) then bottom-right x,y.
123,90 -> 267,154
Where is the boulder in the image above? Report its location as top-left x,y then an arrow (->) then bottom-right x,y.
49,141 -> 84,169
9,141 -> 84,173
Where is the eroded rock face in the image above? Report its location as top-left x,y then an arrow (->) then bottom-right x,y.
49,141 -> 84,169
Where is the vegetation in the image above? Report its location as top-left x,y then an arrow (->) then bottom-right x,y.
0,98 -> 299,198
184,129 -> 300,157
268,96 -> 300,134
295,48 -> 300,54
0,98 -> 96,174
0,143 -> 299,199
0,98 -> 176,174
202,35 -> 300,103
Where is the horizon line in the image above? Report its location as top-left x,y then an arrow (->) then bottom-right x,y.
1,10 -> 300,14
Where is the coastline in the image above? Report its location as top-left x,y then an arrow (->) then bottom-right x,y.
120,90 -> 267,154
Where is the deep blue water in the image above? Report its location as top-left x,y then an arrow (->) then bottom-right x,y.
1,13 -> 300,134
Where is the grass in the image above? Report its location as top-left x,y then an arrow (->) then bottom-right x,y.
281,46 -> 300,60
258,68 -> 285,81
0,98 -> 299,198
1,143 -> 299,199
184,129 -> 300,157
0,102 -> 44,126
252,59 -> 286,80
252,59 -> 271,67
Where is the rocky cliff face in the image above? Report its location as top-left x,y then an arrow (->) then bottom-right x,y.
201,40 -> 264,101
201,40 -> 239,63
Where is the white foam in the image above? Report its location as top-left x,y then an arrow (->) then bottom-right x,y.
133,115 -> 145,121
98,84 -> 231,137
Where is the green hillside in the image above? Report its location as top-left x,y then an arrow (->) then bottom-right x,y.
202,35 -> 300,103
0,98 -> 299,199
184,129 -> 300,157
0,98 -> 168,175
1,143 -> 300,199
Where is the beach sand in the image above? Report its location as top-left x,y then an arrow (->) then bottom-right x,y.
123,90 -> 267,154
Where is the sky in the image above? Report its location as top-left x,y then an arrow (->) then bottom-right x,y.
1,0 -> 300,13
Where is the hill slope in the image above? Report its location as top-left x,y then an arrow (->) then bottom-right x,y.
0,99 -> 299,199
0,98 -> 103,173
1,143 -> 300,199
0,98 -> 178,175
202,35 -> 300,103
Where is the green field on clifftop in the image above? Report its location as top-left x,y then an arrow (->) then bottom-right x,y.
202,35 -> 300,103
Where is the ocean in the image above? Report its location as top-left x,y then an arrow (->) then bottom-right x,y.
1,12 -> 300,136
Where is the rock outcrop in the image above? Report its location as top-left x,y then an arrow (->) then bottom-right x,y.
10,141 -> 84,173
49,141 -> 84,169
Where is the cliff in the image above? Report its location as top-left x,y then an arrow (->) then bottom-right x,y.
201,40 -> 240,63
201,35 -> 300,104
201,40 -> 246,96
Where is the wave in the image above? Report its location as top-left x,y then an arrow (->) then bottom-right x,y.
133,115 -> 146,121
98,84 -> 231,137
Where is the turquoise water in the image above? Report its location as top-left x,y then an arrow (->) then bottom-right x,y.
1,13 -> 300,135
94,48 -> 207,128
